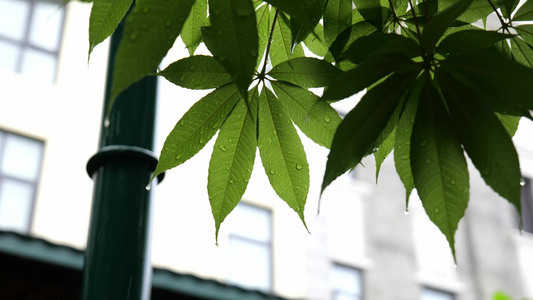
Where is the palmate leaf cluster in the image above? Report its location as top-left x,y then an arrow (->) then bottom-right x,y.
87,0 -> 533,255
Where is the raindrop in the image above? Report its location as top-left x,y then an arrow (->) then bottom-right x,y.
372,147 -> 378,153
143,7 -> 149,13
450,180 -> 456,185
453,264 -> 458,270
278,112 -> 284,117
175,154 -> 182,160
404,209 -> 410,216
324,116 -> 332,123
520,179 -> 526,186
420,141 -> 428,147
270,169 -> 276,175
267,138 -> 272,144
229,179 -> 234,184
199,137 -> 205,144
226,165 -> 230,170
104,118 -> 110,128
189,65 -> 196,70
145,184 -> 151,191
425,159 -> 431,164
244,179 -> 249,183
434,208 -> 440,213
296,163 -> 304,170
219,144 -> 227,152
129,32 -> 138,41
165,19 -> 172,27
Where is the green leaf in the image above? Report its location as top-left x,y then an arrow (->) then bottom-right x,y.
352,0 -> 383,29
158,56 -> 231,89
321,71 -> 417,193
512,0 -> 533,21
88,0 -> 132,55
256,4 -> 271,68
208,0 -> 258,99
497,0 -> 519,19
258,88 -> 309,227
181,0 -> 208,56
151,84 -> 242,181
438,74 -> 522,214
271,81 -> 341,148
329,21 -> 378,63
270,12 -> 305,66
208,87 -> 259,240
411,80 -> 469,260
420,0 -> 474,53
341,33 -> 420,64
111,0 -> 194,102
436,30 -> 510,54
303,23 -> 331,58
323,55 -> 419,101
394,79 -> 423,208
441,52 -> 533,117
323,0 -> 352,47
290,0 -> 325,48
437,0 -> 492,23
269,57 -> 343,87
374,128 -> 395,183
515,25 -> 533,47
496,113 -> 521,137
263,0 -> 317,37
511,37 -> 533,68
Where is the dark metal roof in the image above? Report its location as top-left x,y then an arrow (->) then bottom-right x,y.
0,230 -> 286,300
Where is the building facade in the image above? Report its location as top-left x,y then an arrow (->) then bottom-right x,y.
0,1 -> 532,299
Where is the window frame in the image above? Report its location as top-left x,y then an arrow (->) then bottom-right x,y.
0,0 -> 66,82
330,263 -> 364,300
420,286 -> 455,300
0,129 -> 44,233
227,202 -> 274,292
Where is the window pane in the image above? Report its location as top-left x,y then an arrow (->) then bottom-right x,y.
0,179 -> 33,232
229,203 -> 271,242
0,0 -> 30,41
28,1 -> 63,51
1,134 -> 43,181
331,265 -> 362,298
20,48 -> 56,81
0,40 -> 19,71
228,237 -> 271,291
421,288 -> 454,300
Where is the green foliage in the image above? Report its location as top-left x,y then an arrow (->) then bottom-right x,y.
88,0 -> 533,256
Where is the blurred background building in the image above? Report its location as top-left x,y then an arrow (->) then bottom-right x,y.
0,1 -> 532,299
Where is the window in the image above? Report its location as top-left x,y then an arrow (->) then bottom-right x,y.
330,264 -> 363,300
227,203 -> 272,291
0,0 -> 65,82
520,177 -> 533,233
0,130 -> 44,233
420,287 -> 454,300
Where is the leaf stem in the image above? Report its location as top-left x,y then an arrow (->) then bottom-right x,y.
259,8 -> 279,81
408,0 -> 421,37
422,0 -> 429,21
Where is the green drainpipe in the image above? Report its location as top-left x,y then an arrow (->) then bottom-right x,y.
81,9 -> 162,300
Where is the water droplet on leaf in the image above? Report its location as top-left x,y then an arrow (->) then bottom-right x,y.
296,163 -> 303,170
175,154 -> 182,160
219,144 -> 227,152
270,169 -> 276,175
129,32 -> 138,41
324,116 -> 331,123
145,184 -> 151,191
